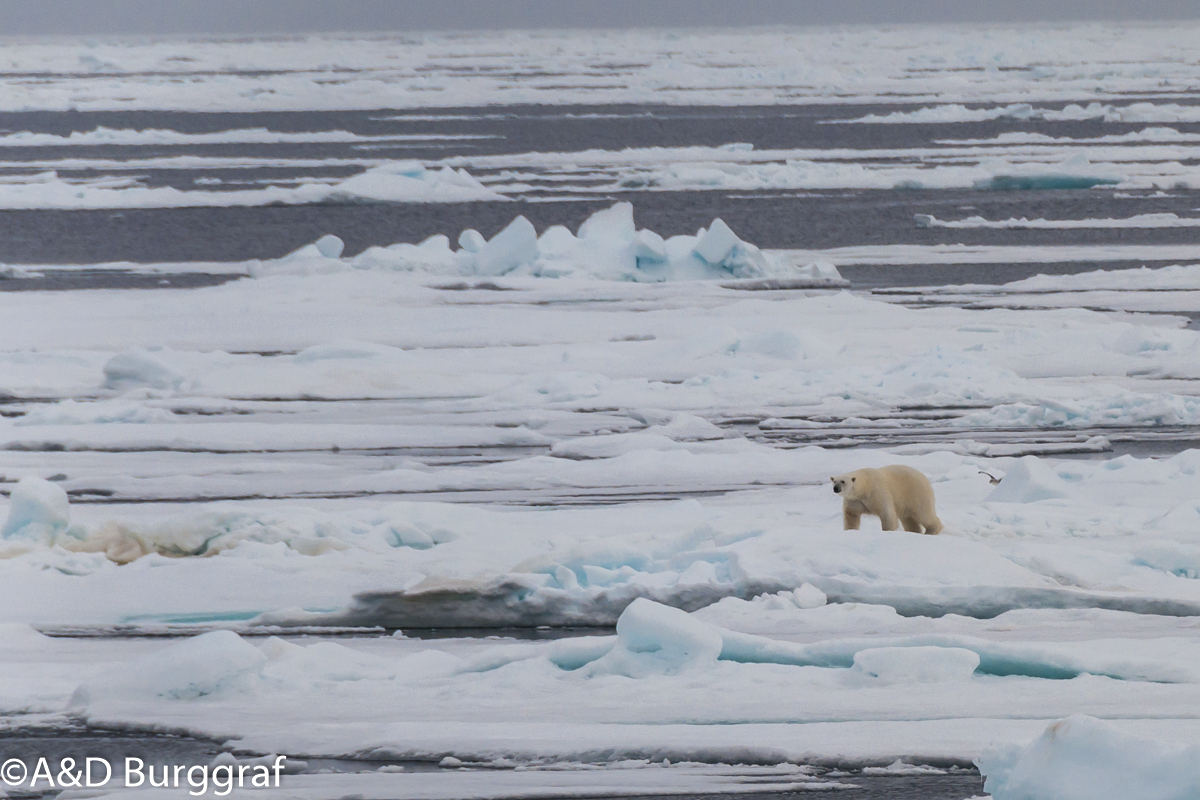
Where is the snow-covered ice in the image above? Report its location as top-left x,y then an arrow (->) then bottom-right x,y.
873,263 -> 1200,318
3,229 -> 1200,771
250,203 -> 823,282
854,101 -> 1200,125
4,20 -> 1200,793
0,127 -> 494,147
1,477 -> 72,544
0,161 -> 502,209
916,212 -> 1200,230
980,715 -> 1200,800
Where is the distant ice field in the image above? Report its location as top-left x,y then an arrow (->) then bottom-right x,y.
1,24 -> 1200,112
2,103 -> 1200,277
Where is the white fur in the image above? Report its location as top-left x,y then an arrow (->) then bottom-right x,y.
831,465 -> 942,535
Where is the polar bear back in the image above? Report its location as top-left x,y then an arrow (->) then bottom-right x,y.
861,465 -> 936,517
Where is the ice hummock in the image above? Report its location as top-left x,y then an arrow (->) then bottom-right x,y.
254,202 -> 840,284
1,476 -> 72,544
979,715 -> 1200,800
985,456 -> 1071,503
102,348 -> 185,391
582,598 -> 724,677
15,398 -> 176,426
73,629 -> 266,705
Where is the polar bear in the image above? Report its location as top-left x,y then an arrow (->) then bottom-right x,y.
831,465 -> 942,535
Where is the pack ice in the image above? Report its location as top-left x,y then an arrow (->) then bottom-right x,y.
3,199 -> 1200,781
0,161 -> 503,209
256,202 -> 825,283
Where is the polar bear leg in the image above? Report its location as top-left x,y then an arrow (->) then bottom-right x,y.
921,515 -> 943,535
901,517 -> 923,533
843,507 -> 862,530
877,500 -> 899,531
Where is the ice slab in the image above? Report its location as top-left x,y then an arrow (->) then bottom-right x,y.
915,212 -> 1200,230
855,101 -> 1200,125
852,646 -> 980,683
980,715 -> 1200,800
583,598 -> 723,677
0,162 -> 503,210
0,127 -> 496,147
74,629 -> 265,704
2,477 -> 71,544
985,457 -> 1071,503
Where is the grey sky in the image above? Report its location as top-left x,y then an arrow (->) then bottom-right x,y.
0,0 -> 1197,36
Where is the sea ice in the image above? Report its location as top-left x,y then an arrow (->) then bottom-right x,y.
101,349 -> 184,391
985,457 -> 1071,503
915,212 -> 1200,230
648,414 -> 726,441
1,477 -> 71,544
74,629 -> 265,704
0,25 -> 1196,112
793,584 -> 828,609
851,646 -> 980,683
582,598 -> 724,677
472,216 -> 541,276
0,127 -> 492,147
980,715 -> 1200,800
0,161 -> 503,210
253,202 -> 816,283
855,101 -> 1200,125
15,398 -> 175,426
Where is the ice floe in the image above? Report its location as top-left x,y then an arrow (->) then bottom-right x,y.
854,101 -> 1200,125
611,154 -> 1129,192
0,127 -> 495,147
0,161 -> 502,209
916,212 -> 1200,230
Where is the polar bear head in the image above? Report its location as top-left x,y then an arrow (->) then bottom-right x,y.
830,472 -> 863,500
